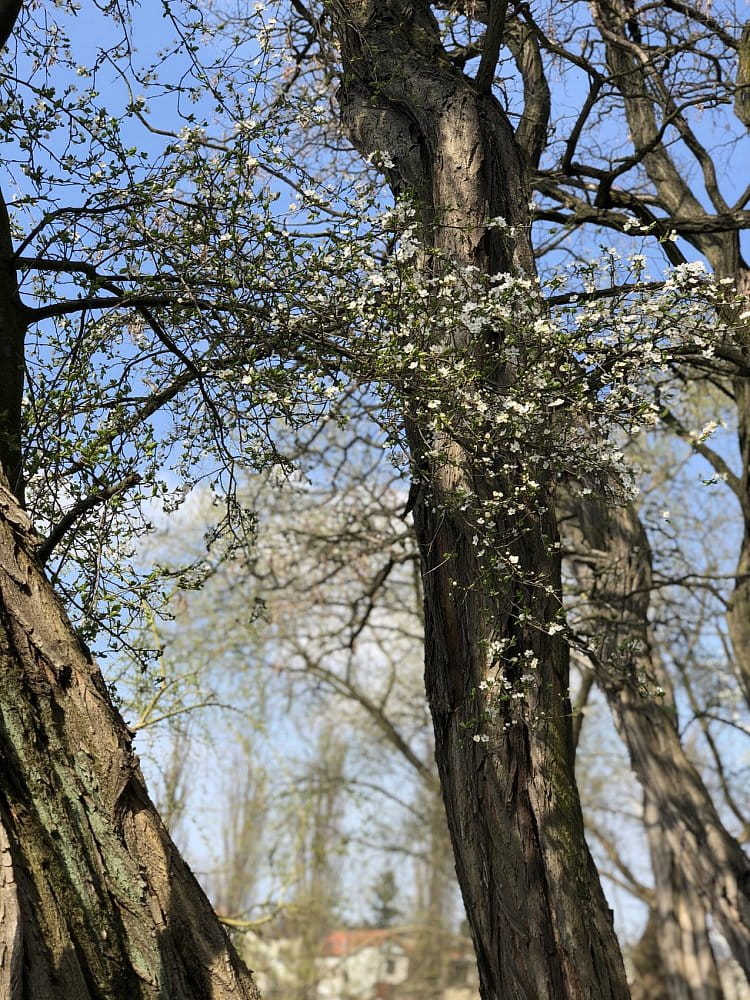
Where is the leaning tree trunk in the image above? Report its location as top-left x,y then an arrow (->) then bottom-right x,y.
328,3 -> 630,997
563,484 -> 733,997
642,793 -> 726,1000
0,475 -> 260,999
574,5 -> 750,986
561,491 -> 750,980
591,0 -> 750,724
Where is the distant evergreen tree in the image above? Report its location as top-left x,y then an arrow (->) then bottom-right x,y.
370,869 -> 401,928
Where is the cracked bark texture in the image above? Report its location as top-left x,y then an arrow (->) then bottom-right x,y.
327,3 -> 630,997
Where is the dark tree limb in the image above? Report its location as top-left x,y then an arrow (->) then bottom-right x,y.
35,473 -> 142,568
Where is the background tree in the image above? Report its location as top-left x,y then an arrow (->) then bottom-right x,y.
127,425 -> 469,994
269,1 -> 750,995
370,869 -> 401,929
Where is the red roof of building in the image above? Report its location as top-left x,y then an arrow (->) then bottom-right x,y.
322,928 -> 403,958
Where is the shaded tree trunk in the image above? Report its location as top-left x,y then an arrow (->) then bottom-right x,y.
0,188 -> 27,504
629,909 -> 673,1000
328,3 -> 630,997
0,475 -> 261,998
561,492 -> 750,981
642,794 -> 725,1000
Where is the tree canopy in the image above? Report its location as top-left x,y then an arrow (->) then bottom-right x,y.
1,2 -> 750,998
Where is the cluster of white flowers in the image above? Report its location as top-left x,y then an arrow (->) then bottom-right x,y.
471,648 -> 543,741
255,202 -> 732,725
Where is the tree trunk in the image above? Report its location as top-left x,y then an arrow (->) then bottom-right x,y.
627,887 -> 723,1000
629,910 -> 673,1000
642,794 -> 726,1000
591,0 -> 750,715
561,491 -> 750,980
564,489 -> 730,998
562,7 -> 750,987
328,3 -> 630,997
0,475 -> 261,999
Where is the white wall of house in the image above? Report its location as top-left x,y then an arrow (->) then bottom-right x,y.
316,942 -> 409,999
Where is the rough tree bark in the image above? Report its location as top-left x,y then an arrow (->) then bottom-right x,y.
0,473 -> 261,999
327,3 -> 630,997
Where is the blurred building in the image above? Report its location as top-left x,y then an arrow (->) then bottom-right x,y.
245,926 -> 479,1000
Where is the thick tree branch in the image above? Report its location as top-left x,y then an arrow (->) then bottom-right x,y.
0,187 -> 29,502
0,0 -> 22,52
652,0 -> 738,49
590,0 -> 736,270
505,15 -> 550,168
26,293 -> 206,322
547,279 -> 665,308
473,0 -> 507,95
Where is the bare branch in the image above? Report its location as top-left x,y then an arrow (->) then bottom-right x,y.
36,472 -> 142,566
659,406 -> 743,506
